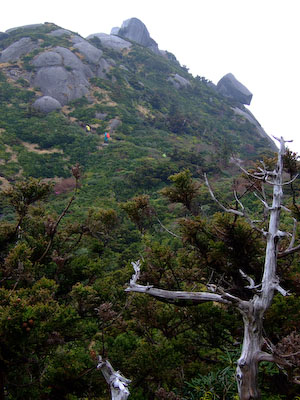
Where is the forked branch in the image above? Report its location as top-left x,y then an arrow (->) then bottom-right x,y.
126,261 -> 241,307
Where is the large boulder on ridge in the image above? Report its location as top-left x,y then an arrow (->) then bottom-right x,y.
32,96 -> 62,113
86,33 -> 131,52
112,18 -> 160,54
217,73 -> 253,105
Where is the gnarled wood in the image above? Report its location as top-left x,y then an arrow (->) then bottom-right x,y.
97,356 -> 131,400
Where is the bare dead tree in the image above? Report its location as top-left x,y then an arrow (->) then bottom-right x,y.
97,356 -> 131,400
126,137 -> 299,400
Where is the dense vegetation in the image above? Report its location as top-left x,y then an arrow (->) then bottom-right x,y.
1,24 -> 299,399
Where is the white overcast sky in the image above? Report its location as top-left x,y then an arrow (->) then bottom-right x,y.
2,0 -> 300,152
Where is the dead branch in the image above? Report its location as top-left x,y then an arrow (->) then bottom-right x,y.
97,356 -> 130,400
126,261 -> 238,307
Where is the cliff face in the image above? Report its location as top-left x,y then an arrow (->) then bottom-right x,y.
0,20 -> 276,192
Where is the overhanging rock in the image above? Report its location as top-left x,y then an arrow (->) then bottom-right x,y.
217,73 -> 253,105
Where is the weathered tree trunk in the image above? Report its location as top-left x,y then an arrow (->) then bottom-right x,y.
236,137 -> 285,399
126,136 -> 293,400
236,305 -> 264,400
97,356 -> 131,400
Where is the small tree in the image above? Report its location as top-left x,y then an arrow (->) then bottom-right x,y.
126,137 -> 300,399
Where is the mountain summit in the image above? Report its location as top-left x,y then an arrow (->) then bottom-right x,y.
110,17 -> 160,54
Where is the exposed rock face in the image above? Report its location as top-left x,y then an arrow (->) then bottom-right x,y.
32,96 -> 62,113
48,28 -> 72,37
32,47 -> 93,105
0,37 -> 39,62
167,74 -> 191,89
32,51 -> 63,67
217,73 -> 253,105
86,33 -> 131,52
232,107 -> 277,150
0,24 -> 117,106
97,58 -> 112,78
73,40 -> 103,64
112,18 -> 159,54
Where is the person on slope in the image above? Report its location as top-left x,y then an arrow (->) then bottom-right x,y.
104,132 -> 110,144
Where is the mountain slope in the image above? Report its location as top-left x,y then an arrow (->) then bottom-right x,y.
0,20 -> 276,206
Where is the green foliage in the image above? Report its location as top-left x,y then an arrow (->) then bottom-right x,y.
121,194 -> 155,233
0,26 -> 295,400
4,177 -> 52,217
160,169 -> 200,213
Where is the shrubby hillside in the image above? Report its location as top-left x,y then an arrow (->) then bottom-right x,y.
1,19 -> 299,400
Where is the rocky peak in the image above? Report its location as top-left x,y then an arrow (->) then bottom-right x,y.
111,18 -> 160,54
217,73 -> 253,105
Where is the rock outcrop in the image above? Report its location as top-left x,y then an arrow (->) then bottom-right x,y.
48,28 -> 72,37
167,74 -> 191,89
217,73 -> 253,105
232,107 -> 277,150
86,33 -> 131,52
32,46 -> 92,105
0,37 -> 39,62
0,20 -> 273,152
73,40 -> 103,65
32,96 -> 62,113
112,18 -> 160,54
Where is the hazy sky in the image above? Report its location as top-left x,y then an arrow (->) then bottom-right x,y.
2,0 -> 300,152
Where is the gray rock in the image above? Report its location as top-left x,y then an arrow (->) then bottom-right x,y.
53,47 -> 85,71
109,118 -> 121,130
73,40 -> 103,64
116,18 -> 159,54
32,96 -> 62,113
71,35 -> 86,44
110,27 -> 120,35
217,73 -> 253,105
0,32 -> 9,41
97,58 -> 111,78
86,33 -> 131,51
232,107 -> 277,150
95,112 -> 107,120
0,37 -> 39,62
167,74 -> 190,89
48,28 -> 72,37
32,51 -> 63,67
5,24 -> 44,33
29,45 -> 95,105
33,66 -> 89,105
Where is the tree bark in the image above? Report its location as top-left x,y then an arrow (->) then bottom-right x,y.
236,137 -> 285,399
236,305 -> 264,400
97,356 -> 131,400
